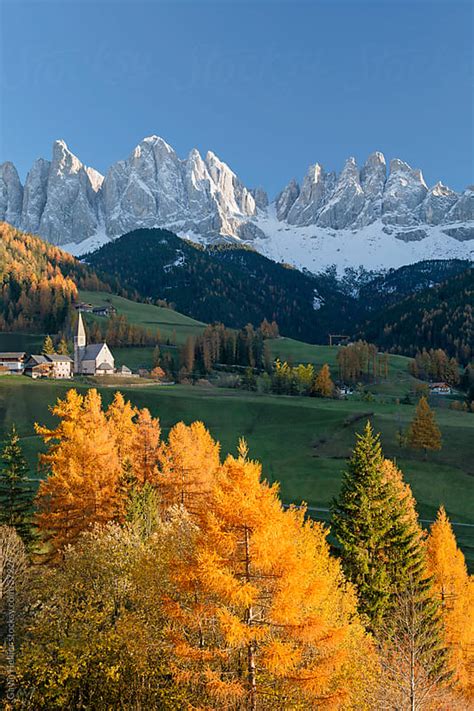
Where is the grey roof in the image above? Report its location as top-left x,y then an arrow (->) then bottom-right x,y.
26,355 -> 49,366
97,361 -> 114,371
118,365 -> 131,373
81,343 -> 107,360
0,352 -> 26,359
46,354 -> 73,363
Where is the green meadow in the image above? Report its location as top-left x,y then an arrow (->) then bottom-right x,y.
0,292 -> 471,566
0,376 -> 472,568
78,290 -> 206,345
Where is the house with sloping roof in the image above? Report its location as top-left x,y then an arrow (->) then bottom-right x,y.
74,312 -> 115,376
24,355 -> 53,379
429,382 -> 452,395
24,354 -> 73,379
45,354 -> 73,379
0,352 -> 26,374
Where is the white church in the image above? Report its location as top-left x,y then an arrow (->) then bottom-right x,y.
74,312 -> 115,376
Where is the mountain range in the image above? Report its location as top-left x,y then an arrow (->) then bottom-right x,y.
84,226 -> 473,360
0,136 -> 473,271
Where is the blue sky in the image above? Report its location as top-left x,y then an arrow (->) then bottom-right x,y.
1,0 -> 472,196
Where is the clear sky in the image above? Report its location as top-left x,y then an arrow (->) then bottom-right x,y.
0,0 -> 472,196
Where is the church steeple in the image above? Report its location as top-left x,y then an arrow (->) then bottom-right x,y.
74,312 -> 86,373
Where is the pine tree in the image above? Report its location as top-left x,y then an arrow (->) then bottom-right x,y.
332,423 -> 430,631
41,335 -> 55,355
408,396 -> 442,458
426,507 -> 474,700
312,363 -> 334,397
0,425 -> 33,543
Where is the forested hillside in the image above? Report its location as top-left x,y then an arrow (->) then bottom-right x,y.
84,228 -> 357,343
0,222 -> 106,332
357,259 -> 471,310
358,267 -> 473,363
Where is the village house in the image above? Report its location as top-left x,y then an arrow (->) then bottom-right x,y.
0,352 -> 26,374
24,354 -> 73,379
92,305 -> 117,317
75,302 -> 116,317
429,382 -> 452,395
74,312 -> 115,376
47,354 -> 74,378
24,355 -> 52,379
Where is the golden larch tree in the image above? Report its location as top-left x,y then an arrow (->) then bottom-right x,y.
426,507 -> 474,700
106,391 -> 138,468
158,421 -> 220,514
312,363 -> 335,398
35,389 -> 122,554
408,396 -> 442,458
166,442 -> 375,709
132,408 -> 161,486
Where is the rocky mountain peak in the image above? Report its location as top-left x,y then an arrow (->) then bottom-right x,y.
0,161 -> 23,226
275,178 -> 300,221
1,138 -> 472,264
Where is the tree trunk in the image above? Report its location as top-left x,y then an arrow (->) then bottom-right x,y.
244,525 -> 257,711
410,646 -> 416,711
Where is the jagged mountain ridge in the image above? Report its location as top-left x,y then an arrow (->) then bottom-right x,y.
0,137 -> 473,270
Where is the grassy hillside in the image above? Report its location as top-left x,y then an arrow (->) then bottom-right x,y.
268,337 -> 415,396
79,290 -> 206,345
1,375 -> 472,568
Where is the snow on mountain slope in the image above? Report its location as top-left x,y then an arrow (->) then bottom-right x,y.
251,206 -> 473,274
0,137 -> 473,271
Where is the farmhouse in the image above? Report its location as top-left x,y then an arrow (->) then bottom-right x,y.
0,352 -> 26,374
24,354 -> 73,379
429,382 -> 452,395
74,312 -> 115,376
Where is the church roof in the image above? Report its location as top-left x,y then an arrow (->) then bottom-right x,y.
81,343 -> 108,361
97,361 -> 114,371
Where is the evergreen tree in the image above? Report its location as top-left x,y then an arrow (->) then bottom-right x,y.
41,335 -> 55,355
0,425 -> 33,543
332,423 -> 431,632
312,363 -> 334,397
408,396 -> 442,458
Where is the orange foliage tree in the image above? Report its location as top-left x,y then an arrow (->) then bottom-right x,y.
35,390 -> 122,554
34,389 -> 164,554
426,507 -> 474,700
158,421 -> 220,513
165,441 -> 375,709
132,408 -> 162,486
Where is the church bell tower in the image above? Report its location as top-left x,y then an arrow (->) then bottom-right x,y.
74,311 -> 86,374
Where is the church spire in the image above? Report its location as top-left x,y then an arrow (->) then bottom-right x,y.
74,312 -> 86,374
